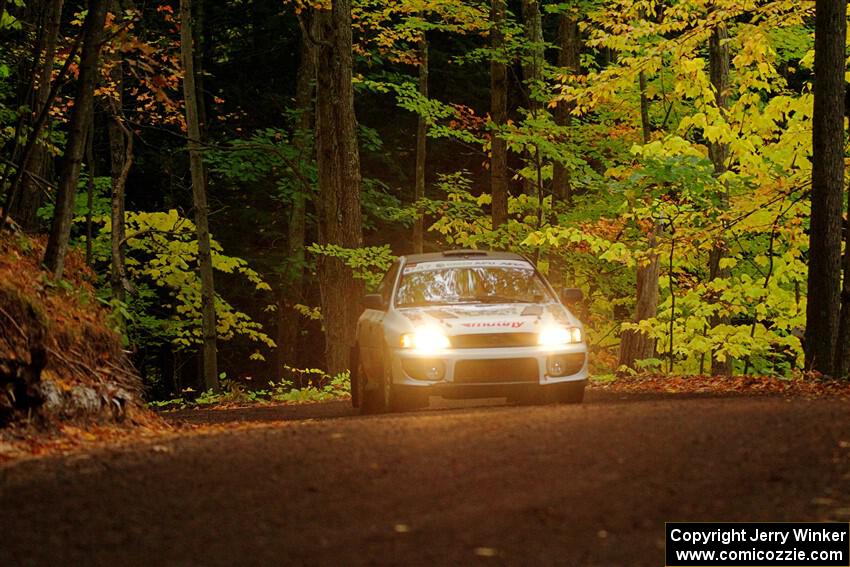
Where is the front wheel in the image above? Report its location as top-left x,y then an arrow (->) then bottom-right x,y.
361,358 -> 428,414
360,351 -> 392,415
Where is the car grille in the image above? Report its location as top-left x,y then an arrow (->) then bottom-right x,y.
450,333 -> 538,348
454,358 -> 539,383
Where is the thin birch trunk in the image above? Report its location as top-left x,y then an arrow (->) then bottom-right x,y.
552,13 -> 579,204
412,33 -> 428,253
276,9 -> 316,382
14,0 -> 64,230
520,0 -> 543,196
707,23 -> 732,376
44,0 -> 107,278
490,0 -> 508,228
180,0 -> 219,391
618,73 -> 660,371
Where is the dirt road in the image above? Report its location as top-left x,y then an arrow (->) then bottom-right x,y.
2,392 -> 850,566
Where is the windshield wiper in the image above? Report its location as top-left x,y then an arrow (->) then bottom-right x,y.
400,298 -> 482,308
400,296 -> 537,307
476,296 -> 535,304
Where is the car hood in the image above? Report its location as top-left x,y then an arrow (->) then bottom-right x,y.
397,303 -> 578,334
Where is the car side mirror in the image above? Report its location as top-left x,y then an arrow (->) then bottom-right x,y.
363,294 -> 387,311
560,288 -> 583,305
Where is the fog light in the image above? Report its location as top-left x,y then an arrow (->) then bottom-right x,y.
547,353 -> 586,377
425,364 -> 442,380
402,359 -> 445,381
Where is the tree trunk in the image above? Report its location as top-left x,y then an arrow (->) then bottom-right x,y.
84,121 -> 94,266
276,10 -> 317,382
192,0 -> 207,138
707,23 -> 733,376
44,0 -> 107,278
552,13 -> 579,204
106,3 -> 134,305
618,238 -> 660,370
412,33 -> 428,254
521,0 -> 543,113
807,0 -> 846,376
0,3 -> 42,200
2,22 -> 81,232
638,71 -> 651,143
490,0 -> 508,228
520,0 -> 543,196
835,180 -> 850,378
315,0 -> 364,376
180,0 -> 219,392
618,74 -> 660,371
105,0 -> 131,305
0,1 -> 40,199
708,25 -> 730,166
13,0 -> 64,231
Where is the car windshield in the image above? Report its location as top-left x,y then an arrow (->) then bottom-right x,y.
395,260 -> 553,307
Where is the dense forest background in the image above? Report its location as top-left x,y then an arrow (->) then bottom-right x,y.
1,0 -> 847,401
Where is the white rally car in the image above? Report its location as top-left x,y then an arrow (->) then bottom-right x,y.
351,250 -> 588,413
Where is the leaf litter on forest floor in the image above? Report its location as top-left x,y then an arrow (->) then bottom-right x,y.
590,374 -> 850,399
0,415 -> 307,466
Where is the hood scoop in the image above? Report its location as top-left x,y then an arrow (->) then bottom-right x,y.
521,305 -> 544,317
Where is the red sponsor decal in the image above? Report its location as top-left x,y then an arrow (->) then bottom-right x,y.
461,321 -> 525,329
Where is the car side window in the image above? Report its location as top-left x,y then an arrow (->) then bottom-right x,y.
378,262 -> 400,305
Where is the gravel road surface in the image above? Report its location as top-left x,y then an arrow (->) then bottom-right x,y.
2,392 -> 850,566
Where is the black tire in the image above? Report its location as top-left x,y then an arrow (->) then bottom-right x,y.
361,351 -> 429,414
360,354 -> 389,415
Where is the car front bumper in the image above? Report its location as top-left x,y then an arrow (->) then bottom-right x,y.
389,343 -> 588,389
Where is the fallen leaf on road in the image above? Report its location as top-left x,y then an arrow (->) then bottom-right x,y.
812,497 -> 835,506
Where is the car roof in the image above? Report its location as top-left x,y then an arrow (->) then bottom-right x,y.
401,250 -> 528,263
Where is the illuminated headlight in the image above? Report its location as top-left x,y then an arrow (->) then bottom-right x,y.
537,325 -> 583,346
400,327 -> 451,352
